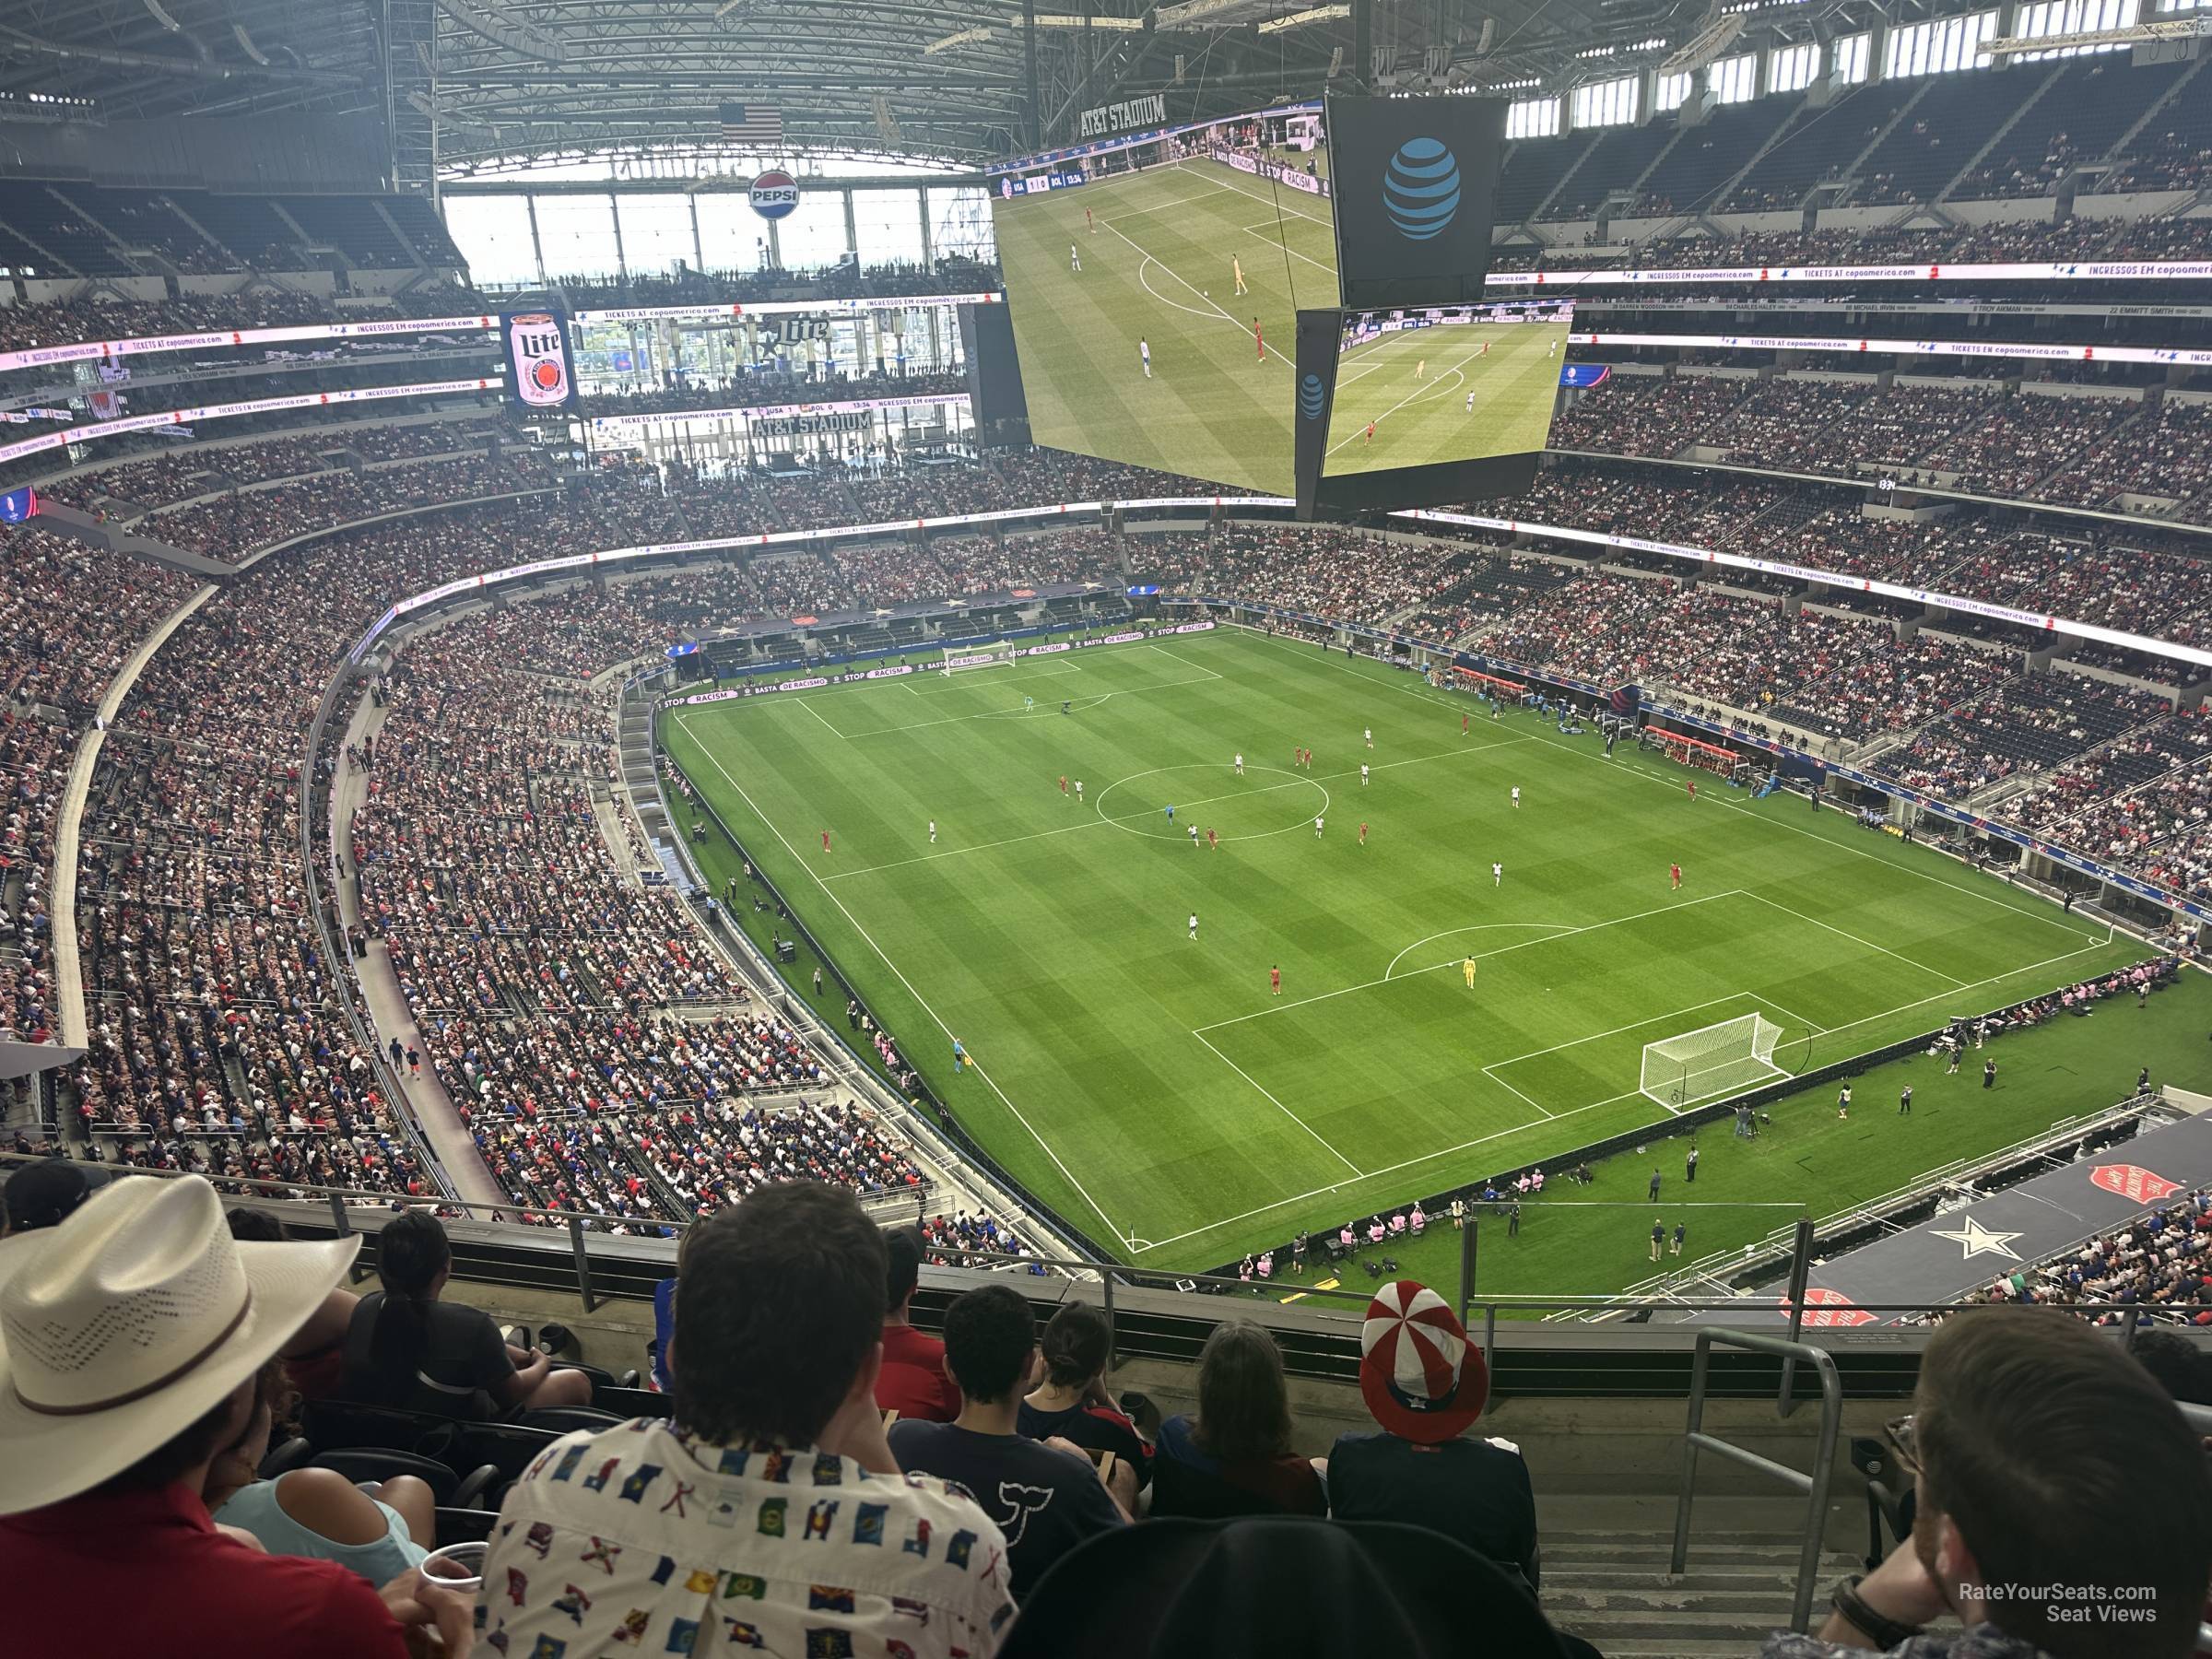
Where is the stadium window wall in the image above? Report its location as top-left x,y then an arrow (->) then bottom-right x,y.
1884,10 -> 1997,76
1832,32 -> 1873,84
853,188 -> 927,269
1654,71 -> 1693,112
773,192 -> 853,272
2014,0 -> 2139,56
695,194 -> 773,274
442,194 -> 540,288
1767,41 -> 1818,94
531,194 -> 623,282
926,187 -> 995,263
1707,53 -> 1759,103
1569,76 -> 1641,129
615,195 -> 700,278
1507,97 -> 1562,139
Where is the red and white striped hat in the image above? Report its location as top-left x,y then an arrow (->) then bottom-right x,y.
1359,1280 -> 1488,1443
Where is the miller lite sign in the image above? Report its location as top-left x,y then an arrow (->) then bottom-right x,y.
749,170 -> 799,220
500,309 -> 578,411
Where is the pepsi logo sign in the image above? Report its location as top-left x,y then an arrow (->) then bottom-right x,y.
749,171 -> 799,220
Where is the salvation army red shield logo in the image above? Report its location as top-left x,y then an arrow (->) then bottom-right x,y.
1784,1288 -> 1875,1329
2089,1164 -> 2182,1204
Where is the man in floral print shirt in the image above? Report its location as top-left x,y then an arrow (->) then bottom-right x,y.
479,1182 -> 1014,1658
1757,1308 -> 2209,1659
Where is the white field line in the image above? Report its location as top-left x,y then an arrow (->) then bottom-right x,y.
1196,888 -> 1747,1034
675,711 -> 1135,1250
1481,1066 -> 1559,1121
1179,160 -> 1335,233
1095,216 -> 1297,371
791,695 -> 846,741
1326,339 -> 1495,456
1191,1029 -> 1364,1175
1737,888 -> 1969,991
1243,222 -> 1337,273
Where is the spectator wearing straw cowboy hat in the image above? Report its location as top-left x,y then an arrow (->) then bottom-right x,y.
1326,1281 -> 1544,1593
0,1173 -> 474,1658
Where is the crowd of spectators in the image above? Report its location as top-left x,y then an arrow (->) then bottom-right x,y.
1973,1182 -> 2212,1325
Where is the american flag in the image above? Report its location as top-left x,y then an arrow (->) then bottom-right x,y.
719,102 -> 783,143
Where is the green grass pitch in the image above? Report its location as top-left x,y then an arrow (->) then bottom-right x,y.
1324,320 -> 1568,477
991,158 -> 1339,495
659,628 -> 2157,1277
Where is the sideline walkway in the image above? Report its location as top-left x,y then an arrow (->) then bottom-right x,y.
324,688 -> 509,1209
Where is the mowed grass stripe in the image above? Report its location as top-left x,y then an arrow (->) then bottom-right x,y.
664,627 -> 2150,1268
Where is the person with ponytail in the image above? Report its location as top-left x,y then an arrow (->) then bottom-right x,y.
339,1209 -> 591,1418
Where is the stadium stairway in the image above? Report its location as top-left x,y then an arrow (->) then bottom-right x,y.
29,500 -> 235,579
1538,1523 -> 1866,1657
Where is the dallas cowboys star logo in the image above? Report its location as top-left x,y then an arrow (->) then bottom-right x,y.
1930,1216 -> 2024,1261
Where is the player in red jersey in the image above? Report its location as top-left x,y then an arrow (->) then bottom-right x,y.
1669,862 -> 1682,890
1463,712 -> 1469,735
1687,779 -> 1697,803
1364,421 -> 1375,446
1253,317 -> 1264,362
1359,821 -> 1369,846
1059,774 -> 1068,797
1270,965 -> 1282,996
1206,829 -> 1218,851
820,830 -> 831,852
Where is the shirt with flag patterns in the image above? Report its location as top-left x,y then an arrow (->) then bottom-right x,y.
478,1416 -> 1015,1659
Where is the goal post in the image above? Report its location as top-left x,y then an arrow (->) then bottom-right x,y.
1641,1013 -> 1786,1112
940,640 -> 1018,677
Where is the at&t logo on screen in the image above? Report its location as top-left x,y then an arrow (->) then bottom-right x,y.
1298,373 -> 1325,420
1383,137 -> 1460,241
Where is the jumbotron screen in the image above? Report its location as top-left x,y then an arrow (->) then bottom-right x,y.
988,102 -> 1335,496
1320,299 -> 1572,478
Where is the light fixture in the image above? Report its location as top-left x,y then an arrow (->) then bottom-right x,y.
1257,4 -> 1349,32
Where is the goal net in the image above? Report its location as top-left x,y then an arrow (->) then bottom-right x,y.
941,641 -> 1018,677
1641,1013 -> 1785,1112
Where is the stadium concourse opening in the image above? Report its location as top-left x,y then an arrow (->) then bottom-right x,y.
662,624 -> 2150,1273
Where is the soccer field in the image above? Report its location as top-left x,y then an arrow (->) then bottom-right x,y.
993,159 -> 1339,495
1324,321 -> 1567,477
660,628 -> 2149,1274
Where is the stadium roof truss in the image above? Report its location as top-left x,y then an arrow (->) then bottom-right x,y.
0,0 -> 2021,186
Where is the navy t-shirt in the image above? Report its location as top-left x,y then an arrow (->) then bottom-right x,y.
888,1419 -> 1124,1598
1017,1396 -> 1152,1492
1326,1430 -> 1541,1588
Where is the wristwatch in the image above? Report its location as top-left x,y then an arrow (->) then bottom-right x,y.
1831,1573 -> 1925,1649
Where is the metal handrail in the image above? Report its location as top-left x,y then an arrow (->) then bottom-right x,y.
1671,1327 -> 1846,1634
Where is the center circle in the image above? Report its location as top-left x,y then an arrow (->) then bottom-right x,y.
1091,763 -> 1334,843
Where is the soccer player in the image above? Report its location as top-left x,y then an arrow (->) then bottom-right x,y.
1465,390 -> 1476,414
1359,764 -> 1370,787
1165,803 -> 1175,824
821,829 -> 831,853
1187,824 -> 1199,848
1479,339 -> 1490,358
1687,779 -> 1697,803
1549,337 -> 1558,359
1270,964 -> 1282,996
1059,774 -> 1068,798
1669,862 -> 1681,890
1070,241 -> 1081,273
1206,828 -> 1218,851
1462,712 -> 1469,735
1363,420 -> 1375,446
1234,752 -> 1243,775
1188,912 -> 1198,941
1358,821 -> 1368,845
1511,785 -> 1521,809
1024,695 -> 1034,712
1463,956 -> 1477,987
1061,700 -> 1069,714
1313,815 -> 1324,840
1233,255 -> 1248,296
1415,358 -> 1426,381
1492,861 -> 1502,887
1253,317 -> 1264,363
1138,337 -> 1151,379
1363,727 -> 1373,749
1085,206 -> 1094,233
1837,1083 -> 1852,1120
952,1036 -> 969,1070
1074,780 -> 1083,801
928,819 -> 937,844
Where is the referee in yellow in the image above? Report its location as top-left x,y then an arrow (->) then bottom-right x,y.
1463,956 -> 1477,988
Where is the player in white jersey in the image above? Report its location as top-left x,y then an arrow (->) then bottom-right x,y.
1075,780 -> 1083,801
1234,752 -> 1244,775
1363,728 -> 1373,749
1139,338 -> 1151,379
928,819 -> 936,844
1360,764 -> 1370,786
1070,242 -> 1081,273
1188,912 -> 1198,940
1314,815 -> 1325,840
1466,390 -> 1476,414
1493,862 -> 1503,886
1187,824 -> 1200,848
1511,785 -> 1521,809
